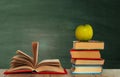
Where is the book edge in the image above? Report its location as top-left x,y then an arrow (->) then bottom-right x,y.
4,69 -> 67,74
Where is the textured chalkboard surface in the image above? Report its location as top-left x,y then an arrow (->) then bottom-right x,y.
0,0 -> 120,68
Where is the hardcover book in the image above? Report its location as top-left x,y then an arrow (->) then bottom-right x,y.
71,65 -> 102,74
70,49 -> 101,59
73,40 -> 104,50
71,58 -> 104,65
4,42 -> 67,74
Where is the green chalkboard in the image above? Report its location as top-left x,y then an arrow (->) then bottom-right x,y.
0,0 -> 120,69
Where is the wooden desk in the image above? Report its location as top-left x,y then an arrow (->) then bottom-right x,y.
0,69 -> 119,77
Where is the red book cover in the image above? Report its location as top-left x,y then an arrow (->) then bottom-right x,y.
4,69 -> 67,74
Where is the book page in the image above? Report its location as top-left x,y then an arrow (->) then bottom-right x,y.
36,66 -> 64,73
6,66 -> 35,72
32,42 -> 39,68
37,59 -> 60,67
35,59 -> 65,72
16,50 -> 33,64
11,55 -> 34,68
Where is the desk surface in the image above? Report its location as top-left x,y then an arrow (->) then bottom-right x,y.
0,69 -> 120,77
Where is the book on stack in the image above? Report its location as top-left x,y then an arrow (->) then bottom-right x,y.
70,40 -> 104,74
73,40 -> 104,50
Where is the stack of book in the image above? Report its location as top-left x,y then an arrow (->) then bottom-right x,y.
70,40 -> 105,74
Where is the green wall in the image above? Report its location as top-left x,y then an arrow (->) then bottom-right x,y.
0,0 -> 120,68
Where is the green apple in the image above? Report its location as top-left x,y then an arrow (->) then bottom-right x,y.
75,24 -> 93,41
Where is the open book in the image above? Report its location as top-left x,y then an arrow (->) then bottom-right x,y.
4,42 -> 67,74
